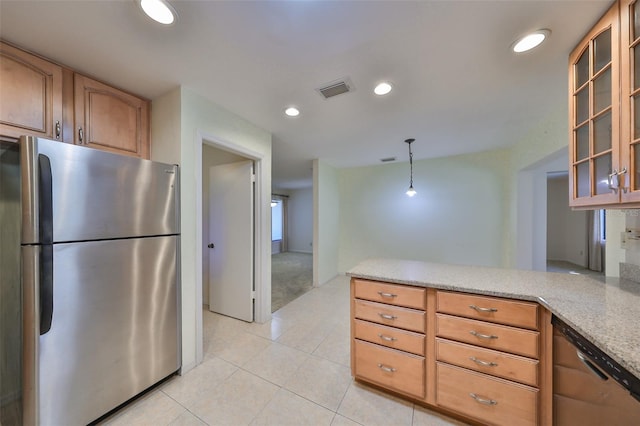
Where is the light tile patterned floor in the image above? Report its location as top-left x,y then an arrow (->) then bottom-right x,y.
100,275 -> 468,426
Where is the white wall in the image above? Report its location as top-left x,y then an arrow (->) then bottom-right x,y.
337,149 -> 510,273
514,146 -> 569,271
546,174 -> 588,266
623,210 -> 640,268
152,86 -> 271,373
201,145 -> 247,306
287,187 -> 313,253
606,210 -> 626,277
313,160 -> 340,285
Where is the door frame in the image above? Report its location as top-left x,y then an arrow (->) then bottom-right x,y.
194,130 -> 268,365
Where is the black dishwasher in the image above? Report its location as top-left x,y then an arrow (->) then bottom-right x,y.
552,315 -> 640,425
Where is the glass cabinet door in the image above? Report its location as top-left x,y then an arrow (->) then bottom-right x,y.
569,3 -> 621,207
620,0 -> 640,203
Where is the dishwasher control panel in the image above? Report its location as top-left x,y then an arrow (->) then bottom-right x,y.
552,315 -> 640,402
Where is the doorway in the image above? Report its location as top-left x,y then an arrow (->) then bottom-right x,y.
270,188 -> 313,312
201,144 -> 253,319
546,172 -> 605,277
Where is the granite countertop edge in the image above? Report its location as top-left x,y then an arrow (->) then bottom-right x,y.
347,258 -> 640,381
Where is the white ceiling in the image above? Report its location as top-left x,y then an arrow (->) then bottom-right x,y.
0,0 -> 613,189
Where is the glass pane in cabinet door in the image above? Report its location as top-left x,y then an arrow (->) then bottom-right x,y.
576,161 -> 590,198
575,88 -> 589,125
575,124 -> 590,161
594,28 -> 612,74
593,68 -> 612,113
634,44 -> 640,90
635,144 -> 640,190
593,111 -> 612,154
594,153 -> 613,195
634,1 -> 640,41
575,48 -> 590,89
634,95 -> 640,140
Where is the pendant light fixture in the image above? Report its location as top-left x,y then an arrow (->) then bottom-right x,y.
405,138 -> 416,197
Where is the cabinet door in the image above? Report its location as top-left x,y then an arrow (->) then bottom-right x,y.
74,74 -> 149,158
620,0 -> 640,202
569,4 -> 621,207
0,42 -> 63,141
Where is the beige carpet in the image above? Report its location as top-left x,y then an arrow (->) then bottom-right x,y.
271,252 -> 313,312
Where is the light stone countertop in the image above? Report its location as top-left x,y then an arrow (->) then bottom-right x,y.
347,258 -> 640,381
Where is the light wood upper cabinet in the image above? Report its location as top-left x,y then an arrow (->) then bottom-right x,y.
0,41 -> 63,141
620,0 -> 640,202
569,3 -> 621,208
569,0 -> 640,207
74,74 -> 149,158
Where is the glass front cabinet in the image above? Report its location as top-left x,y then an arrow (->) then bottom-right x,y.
570,0 -> 640,207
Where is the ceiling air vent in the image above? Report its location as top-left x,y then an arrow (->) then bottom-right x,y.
316,78 -> 354,99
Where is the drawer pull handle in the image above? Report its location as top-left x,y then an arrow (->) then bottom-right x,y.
469,305 -> 498,313
469,357 -> 498,367
378,333 -> 397,342
377,291 -> 398,298
469,330 -> 498,340
469,393 -> 497,406
378,313 -> 397,320
377,363 -> 396,373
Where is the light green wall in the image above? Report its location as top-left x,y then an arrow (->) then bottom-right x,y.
313,160 -> 340,285
337,149 -> 511,273
152,86 -> 271,372
505,107 -> 568,268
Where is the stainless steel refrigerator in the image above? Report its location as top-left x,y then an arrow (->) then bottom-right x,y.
0,136 -> 181,425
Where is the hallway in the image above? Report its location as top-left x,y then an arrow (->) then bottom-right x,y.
271,252 -> 313,312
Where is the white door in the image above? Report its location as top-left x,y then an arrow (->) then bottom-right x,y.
208,161 -> 254,322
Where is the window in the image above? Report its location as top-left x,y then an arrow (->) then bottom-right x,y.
271,200 -> 283,241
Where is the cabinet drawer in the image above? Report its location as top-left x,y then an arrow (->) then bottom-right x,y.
355,299 -> 425,333
436,314 -> 539,359
436,363 -> 538,426
353,279 -> 426,310
437,291 -> 539,330
436,338 -> 539,387
354,340 -> 425,399
355,319 -> 425,356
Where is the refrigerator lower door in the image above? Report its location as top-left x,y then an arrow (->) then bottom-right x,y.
33,236 -> 180,425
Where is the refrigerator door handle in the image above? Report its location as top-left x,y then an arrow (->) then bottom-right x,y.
40,244 -> 54,335
38,154 -> 54,243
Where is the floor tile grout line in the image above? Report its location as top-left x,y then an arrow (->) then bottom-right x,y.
160,388 -> 210,426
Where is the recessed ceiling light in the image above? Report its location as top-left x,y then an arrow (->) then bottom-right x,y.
374,82 -> 393,96
512,29 -> 550,53
284,107 -> 300,117
139,0 -> 177,25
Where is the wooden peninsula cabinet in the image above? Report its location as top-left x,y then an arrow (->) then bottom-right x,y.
351,279 -> 427,399
569,0 -> 640,207
350,278 -> 552,426
0,41 -> 150,159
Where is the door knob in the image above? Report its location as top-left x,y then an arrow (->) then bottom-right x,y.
208,243 -> 215,248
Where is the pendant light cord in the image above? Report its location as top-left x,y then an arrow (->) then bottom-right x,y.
409,143 -> 414,187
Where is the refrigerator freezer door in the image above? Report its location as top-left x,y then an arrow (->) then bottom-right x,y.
36,236 -> 180,425
20,136 -> 179,244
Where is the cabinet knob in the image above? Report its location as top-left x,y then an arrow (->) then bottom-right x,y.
207,243 -> 215,249
78,126 -> 84,144
55,121 -> 61,139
